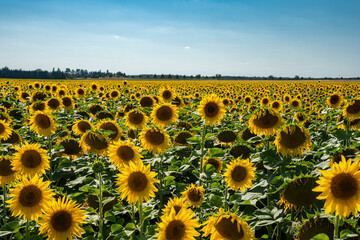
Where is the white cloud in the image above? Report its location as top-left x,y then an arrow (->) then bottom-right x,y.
184,46 -> 190,49
112,35 -> 127,40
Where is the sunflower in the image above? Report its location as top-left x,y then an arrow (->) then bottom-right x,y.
139,127 -> 170,154
290,99 -> 301,109
19,91 -> 31,102
260,96 -> 270,107
202,208 -> 254,240
198,94 -> 226,126
108,140 -> 142,168
296,217 -> 334,240
216,130 -> 237,146
162,197 -> 191,216
38,196 -> 86,240
151,103 -> 178,127
202,156 -> 222,173
181,184 -> 205,207
72,119 -> 93,136
29,101 -> 47,113
80,130 -> 109,155
29,111 -> 56,137
278,176 -> 320,212
244,95 -> 252,105
283,94 -> 291,103
342,98 -> 360,120
115,161 -> 158,205
47,97 -> 62,111
125,109 -> 148,130
327,92 -> 343,108
224,158 -> 256,192
110,89 -> 120,100
97,119 -> 121,141
0,120 -> 12,140
274,124 -> 312,157
0,129 -> 22,146
13,142 -> 50,177
0,156 -> 17,186
76,87 -> 86,98
248,108 -> 284,136
7,174 -> 53,220
156,208 -> 200,240
59,137 -> 83,157
271,100 -> 283,112
139,95 -> 155,108
173,131 -> 194,146
313,158 -> 360,218
61,96 -> 74,110
160,88 -> 175,102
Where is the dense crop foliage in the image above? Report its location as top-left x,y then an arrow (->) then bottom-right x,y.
0,79 -> 359,240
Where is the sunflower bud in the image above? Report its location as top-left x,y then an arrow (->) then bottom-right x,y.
92,161 -> 104,173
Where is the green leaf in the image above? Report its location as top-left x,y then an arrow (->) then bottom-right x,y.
311,233 -> 329,240
124,223 -> 136,236
186,136 -> 202,144
105,211 -> 116,222
0,231 -> 12,237
209,147 -> 226,156
111,224 -> 123,234
210,194 -> 223,207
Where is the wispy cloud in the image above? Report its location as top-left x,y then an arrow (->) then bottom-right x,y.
112,35 -> 127,40
184,46 -> 190,49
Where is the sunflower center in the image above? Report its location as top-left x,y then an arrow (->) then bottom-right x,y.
162,90 -> 172,99
253,110 -> 279,129
215,217 -> 244,240
156,106 -> 173,121
0,159 -> 15,176
174,131 -> 192,145
84,133 -> 108,150
217,131 -> 237,143
129,111 -> 144,124
231,166 -> 247,182
61,139 -> 82,155
279,126 -> 306,149
35,114 -> 51,129
346,100 -> 360,114
206,158 -> 220,172
330,95 -> 340,104
230,145 -> 251,159
292,100 -> 299,107
165,220 -> 185,240
187,188 -> 201,203
117,146 -> 134,162
140,97 -> 153,107
19,185 -> 42,207
51,210 -> 73,232
62,97 -> 72,107
77,89 -> 84,95
245,97 -> 251,103
100,122 -> 118,139
111,91 -> 119,98
77,121 -> 91,133
145,130 -> 165,145
48,99 -> 60,109
331,173 -> 358,199
272,102 -> 280,109
128,172 -> 148,192
283,178 -> 319,208
204,102 -> 219,117
21,150 -> 42,168
262,98 -> 269,105
21,92 -> 30,100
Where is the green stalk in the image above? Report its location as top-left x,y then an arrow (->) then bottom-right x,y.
334,215 -> 340,239
139,202 -> 144,240
131,205 -> 135,240
48,135 -> 53,180
26,219 -> 29,240
98,173 -> 104,240
158,154 -> 164,214
199,120 -> 207,186
277,223 -> 281,240
224,183 -> 228,212
3,185 -> 6,218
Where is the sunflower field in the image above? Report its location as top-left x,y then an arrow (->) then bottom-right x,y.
0,79 -> 360,240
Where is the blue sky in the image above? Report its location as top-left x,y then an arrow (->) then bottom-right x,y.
0,0 -> 359,77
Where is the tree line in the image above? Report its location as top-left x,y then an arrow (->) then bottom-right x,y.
0,67 -> 359,80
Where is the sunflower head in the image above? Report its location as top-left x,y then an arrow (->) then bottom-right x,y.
181,184 -> 205,207
162,197 -> 191,217
97,119 -> 121,141
274,124 -> 312,157
29,111 -> 56,137
139,127 -> 170,154
203,156 -> 222,173
60,137 -> 83,156
47,97 -> 62,111
38,196 -> 86,240
157,207 -> 200,240
125,109 -> 148,130
313,158 -> 360,218
80,130 -> 109,155
327,93 -> 343,108
160,88 -> 175,102
202,208 -> 254,240
0,119 -> 12,140
216,130 -> 237,146
173,131 -> 194,146
7,175 -> 54,220
224,158 -> 256,192
248,108 -> 284,136
13,142 -> 50,177
61,96 -> 74,110
151,103 -> 178,127
290,99 -> 301,109
72,119 -> 93,136
0,156 -> 17,186
342,99 -> 360,120
198,94 -> 226,126
278,176 -> 320,212
229,144 -> 252,159
116,161 -> 158,205
139,95 -> 155,108
108,140 -> 142,168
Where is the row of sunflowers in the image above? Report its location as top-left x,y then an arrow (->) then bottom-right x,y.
0,79 -> 359,240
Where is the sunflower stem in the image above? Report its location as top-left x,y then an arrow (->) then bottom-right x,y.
334,215 -> 340,239
131,205 -> 135,240
3,185 -> 6,219
98,173 -> 104,240
25,219 -> 29,240
224,184 -> 228,212
158,154 -> 164,215
48,135 -> 53,180
139,202 -> 144,240
199,120 -> 207,186
277,223 -> 281,240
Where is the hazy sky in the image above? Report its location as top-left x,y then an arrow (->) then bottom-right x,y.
1,0 -> 359,77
